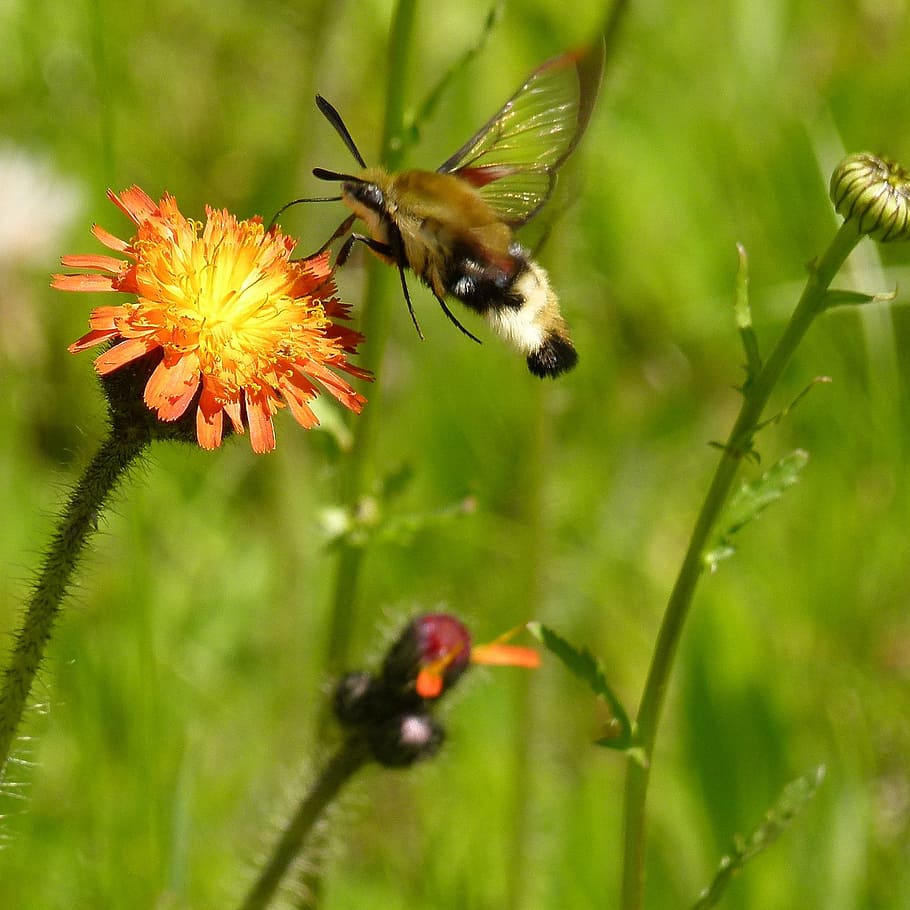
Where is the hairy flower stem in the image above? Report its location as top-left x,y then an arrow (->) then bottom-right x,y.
0,429 -> 148,776
323,0 -> 417,675
620,219 -> 862,910
237,736 -> 370,910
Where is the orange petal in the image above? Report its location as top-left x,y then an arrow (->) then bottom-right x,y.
301,360 -> 366,412
109,186 -> 158,224
196,387 -> 224,450
93,337 -> 158,375
416,669 -> 444,699
68,328 -> 120,353
87,306 -> 127,330
301,250 -> 333,281
223,398 -> 244,434
91,223 -> 131,252
337,361 -> 374,383
60,254 -> 125,273
279,376 -> 320,429
51,273 -> 116,292
470,643 -> 541,669
145,352 -> 200,419
246,392 -> 276,454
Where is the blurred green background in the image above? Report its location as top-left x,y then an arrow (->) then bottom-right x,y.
2,0 -> 910,907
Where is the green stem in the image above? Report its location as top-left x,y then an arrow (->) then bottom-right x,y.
619,220 -> 862,910
322,0 -> 417,675
0,430 -> 148,776
87,0 -> 117,188
237,736 -> 370,910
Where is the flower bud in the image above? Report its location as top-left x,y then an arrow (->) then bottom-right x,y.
365,712 -> 446,768
332,614 -> 540,770
333,672 -> 383,727
382,614 -> 472,699
829,152 -> 910,243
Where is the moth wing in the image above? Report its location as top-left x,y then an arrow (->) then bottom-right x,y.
437,39 -> 604,228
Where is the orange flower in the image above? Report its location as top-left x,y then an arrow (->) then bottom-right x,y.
54,186 -> 371,453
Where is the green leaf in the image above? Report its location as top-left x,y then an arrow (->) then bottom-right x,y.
705,449 -> 809,570
692,766 -> 826,910
321,493 -> 476,549
823,287 -> 896,310
527,623 -> 634,750
373,495 -> 477,546
754,377 -> 832,436
321,464 -> 475,548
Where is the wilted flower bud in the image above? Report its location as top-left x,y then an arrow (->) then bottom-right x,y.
829,152 -> 910,243
333,671 -> 383,727
366,712 -> 446,768
332,613 -> 539,769
382,614 -> 473,700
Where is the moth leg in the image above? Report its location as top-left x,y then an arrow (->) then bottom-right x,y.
432,291 -> 482,345
397,264 -> 425,340
340,234 -> 427,341
380,232 -> 425,341
336,231 -> 389,266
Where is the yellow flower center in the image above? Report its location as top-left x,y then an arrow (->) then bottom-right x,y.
125,205 -> 328,395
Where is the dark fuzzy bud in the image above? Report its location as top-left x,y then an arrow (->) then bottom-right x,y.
333,672 -> 383,727
366,712 -> 446,768
382,613 -> 472,698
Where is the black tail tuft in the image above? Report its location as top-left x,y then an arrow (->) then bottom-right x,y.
526,333 -> 578,378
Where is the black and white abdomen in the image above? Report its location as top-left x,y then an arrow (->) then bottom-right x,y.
486,260 -> 578,378
446,247 -> 578,378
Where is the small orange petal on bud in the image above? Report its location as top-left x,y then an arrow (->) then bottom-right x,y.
471,643 -> 541,669
416,669 -> 445,699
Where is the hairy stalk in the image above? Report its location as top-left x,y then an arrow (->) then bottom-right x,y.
0,429 -> 148,776
322,0 -> 417,675
619,220 -> 862,910
238,736 -> 369,910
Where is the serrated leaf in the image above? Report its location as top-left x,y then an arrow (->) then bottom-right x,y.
527,623 -> 633,750
692,765 -> 825,910
823,287 -> 896,310
322,494 -> 476,549
374,495 -> 477,546
705,449 -> 809,570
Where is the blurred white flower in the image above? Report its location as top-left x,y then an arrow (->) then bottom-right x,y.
0,145 -> 84,364
0,145 -> 83,266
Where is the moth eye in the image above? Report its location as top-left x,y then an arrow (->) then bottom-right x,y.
349,182 -> 385,211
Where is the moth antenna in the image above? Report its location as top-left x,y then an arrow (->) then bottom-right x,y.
313,167 -> 365,183
268,195 -> 343,231
432,291 -> 482,345
315,94 -> 368,168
